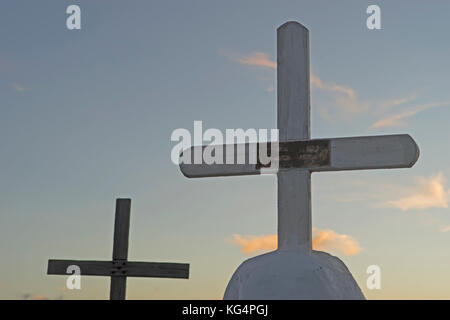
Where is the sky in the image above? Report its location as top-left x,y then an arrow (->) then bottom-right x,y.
1,0 -> 450,300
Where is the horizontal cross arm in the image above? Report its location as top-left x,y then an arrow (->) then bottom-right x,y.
48,260 -> 113,276
47,259 -> 189,279
180,142 -> 260,178
121,261 -> 189,278
179,134 -> 419,177
316,134 -> 419,172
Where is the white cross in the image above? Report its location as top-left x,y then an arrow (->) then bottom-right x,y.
179,22 -> 419,252
47,199 -> 189,300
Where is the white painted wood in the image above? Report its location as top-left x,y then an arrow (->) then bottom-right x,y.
277,21 -> 311,251
324,134 -> 419,171
180,144 -> 259,178
179,134 -> 419,177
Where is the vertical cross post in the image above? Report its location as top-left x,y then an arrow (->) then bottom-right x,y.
110,198 -> 131,300
277,22 -> 312,251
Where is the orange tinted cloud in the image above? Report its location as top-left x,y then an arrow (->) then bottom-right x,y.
226,51 -> 362,113
312,228 -> 362,255
230,228 -> 362,256
223,50 -> 363,114
311,74 -> 356,100
233,52 -> 277,69
224,50 -> 426,124
228,52 -> 357,104
231,234 -> 277,254
370,101 -> 450,129
12,82 -> 26,92
384,173 -> 450,211
266,84 -> 274,92
22,293 -> 49,300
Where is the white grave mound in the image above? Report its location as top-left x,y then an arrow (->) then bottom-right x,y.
224,250 -> 364,300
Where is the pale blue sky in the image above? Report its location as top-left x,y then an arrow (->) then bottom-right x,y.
1,0 -> 450,299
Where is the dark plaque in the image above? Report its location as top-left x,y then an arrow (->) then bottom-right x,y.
257,139 -> 331,169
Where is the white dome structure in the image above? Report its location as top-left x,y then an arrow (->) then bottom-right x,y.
224,249 -> 365,300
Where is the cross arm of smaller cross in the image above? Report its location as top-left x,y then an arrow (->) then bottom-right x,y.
48,259 -> 189,279
179,134 -> 419,178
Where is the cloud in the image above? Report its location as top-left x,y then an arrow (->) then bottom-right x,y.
383,173 -> 450,211
230,228 -> 362,256
311,75 -> 423,120
22,293 -> 50,300
311,75 -> 356,100
223,50 -> 448,127
225,51 -> 358,105
312,228 -> 362,255
222,50 -> 373,114
12,82 -> 26,92
224,50 -> 365,112
231,51 -> 277,70
310,74 -> 369,115
231,234 -> 277,253
21,287 -> 65,300
369,101 -> 450,129
265,84 -> 274,92
21,293 -> 64,300
441,226 -> 450,233
376,93 -> 419,113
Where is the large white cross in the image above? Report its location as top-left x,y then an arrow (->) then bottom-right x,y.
179,22 -> 419,252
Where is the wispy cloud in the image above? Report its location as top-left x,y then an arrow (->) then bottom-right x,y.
231,234 -> 277,253
223,50 -> 426,124
21,287 -> 65,300
369,101 -> 450,129
223,50 -> 365,113
383,173 -> 450,211
376,93 -> 419,113
311,76 -> 424,122
312,228 -> 362,255
311,74 -> 370,115
229,228 -> 362,256
440,225 -> 450,233
311,75 -> 356,100
311,76 -> 425,124
12,82 -> 27,92
22,293 -> 50,300
226,51 -> 277,70
224,51 -> 359,107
